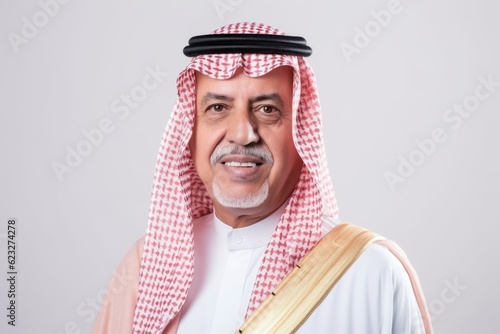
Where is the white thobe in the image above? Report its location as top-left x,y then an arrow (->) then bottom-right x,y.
177,209 -> 425,334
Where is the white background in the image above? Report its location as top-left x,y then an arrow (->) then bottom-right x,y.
1,0 -> 499,333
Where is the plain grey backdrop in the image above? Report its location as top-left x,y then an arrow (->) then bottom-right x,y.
1,0 -> 499,333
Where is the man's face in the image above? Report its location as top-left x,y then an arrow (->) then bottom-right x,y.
190,66 -> 303,227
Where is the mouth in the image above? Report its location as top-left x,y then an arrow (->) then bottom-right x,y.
211,145 -> 273,166
217,154 -> 269,180
219,154 -> 266,167
222,161 -> 263,168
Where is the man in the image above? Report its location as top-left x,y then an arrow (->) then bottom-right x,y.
92,22 -> 432,333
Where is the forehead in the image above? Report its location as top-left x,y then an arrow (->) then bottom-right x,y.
194,66 -> 293,97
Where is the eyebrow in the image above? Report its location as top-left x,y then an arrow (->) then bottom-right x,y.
200,93 -> 234,106
249,93 -> 284,107
200,92 -> 285,107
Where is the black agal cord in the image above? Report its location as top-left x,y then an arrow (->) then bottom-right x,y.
183,34 -> 312,57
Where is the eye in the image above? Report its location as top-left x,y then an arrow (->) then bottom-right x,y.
260,105 -> 277,113
254,104 -> 283,125
208,104 -> 225,112
256,105 -> 281,114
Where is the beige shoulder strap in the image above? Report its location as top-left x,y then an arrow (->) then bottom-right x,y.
236,223 -> 383,334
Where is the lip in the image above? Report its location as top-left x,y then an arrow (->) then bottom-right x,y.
217,154 -> 270,181
218,154 -> 266,165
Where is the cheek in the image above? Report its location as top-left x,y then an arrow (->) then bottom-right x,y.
266,129 -> 301,175
189,124 -> 205,173
278,145 -> 303,192
190,124 -> 222,173
188,130 -> 200,168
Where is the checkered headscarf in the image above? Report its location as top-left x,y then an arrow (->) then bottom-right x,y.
132,22 -> 338,333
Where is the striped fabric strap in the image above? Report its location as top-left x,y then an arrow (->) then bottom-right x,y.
236,223 -> 384,334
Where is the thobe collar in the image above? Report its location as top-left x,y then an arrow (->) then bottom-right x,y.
213,202 -> 288,251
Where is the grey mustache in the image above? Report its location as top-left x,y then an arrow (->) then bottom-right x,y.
210,145 -> 274,165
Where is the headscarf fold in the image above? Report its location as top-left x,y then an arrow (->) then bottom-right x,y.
132,22 -> 338,333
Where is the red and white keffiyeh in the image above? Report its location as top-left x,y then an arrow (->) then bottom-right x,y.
132,22 -> 338,334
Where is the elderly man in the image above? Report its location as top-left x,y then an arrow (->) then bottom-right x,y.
92,22 -> 432,334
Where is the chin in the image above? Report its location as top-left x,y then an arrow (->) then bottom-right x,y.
212,181 -> 269,209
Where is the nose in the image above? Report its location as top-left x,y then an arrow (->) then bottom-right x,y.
225,107 -> 260,146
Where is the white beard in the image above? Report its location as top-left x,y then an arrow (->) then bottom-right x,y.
212,181 -> 269,209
